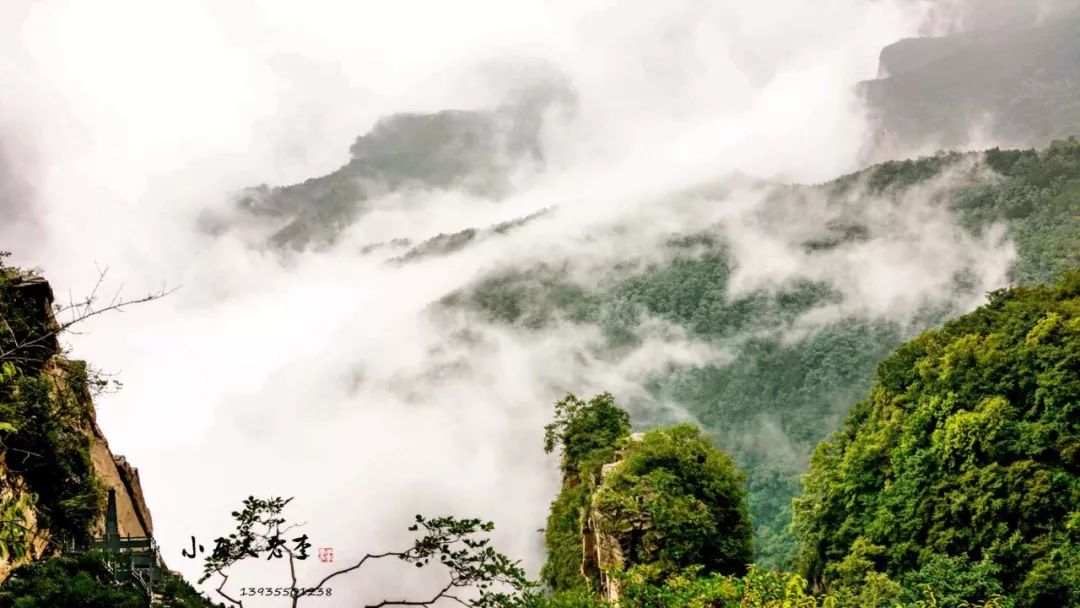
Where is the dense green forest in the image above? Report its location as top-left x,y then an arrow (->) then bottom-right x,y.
793,271 -> 1080,608
540,393 -> 753,594
447,139 -> 1080,568
530,357 -> 1073,608
827,139 -> 1080,285
528,271 -> 1077,607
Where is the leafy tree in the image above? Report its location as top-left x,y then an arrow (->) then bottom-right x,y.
592,424 -> 754,581
201,496 -> 534,608
793,271 -> 1080,607
541,393 -> 632,591
543,393 -> 630,472
523,565 -> 1010,608
0,551 -> 220,608
601,566 -> 831,608
541,393 -> 753,592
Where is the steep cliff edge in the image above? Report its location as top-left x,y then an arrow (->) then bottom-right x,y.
0,268 -> 156,582
541,394 -> 753,602
859,10 -> 1080,156
580,440 -> 638,602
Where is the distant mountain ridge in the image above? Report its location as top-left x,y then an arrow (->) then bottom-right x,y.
217,81 -> 570,251
862,9 -> 1080,154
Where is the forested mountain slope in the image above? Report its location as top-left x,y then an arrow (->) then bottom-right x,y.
448,139 -> 1080,566
529,276 -> 1080,608
794,271 -> 1080,608
222,128 -> 1080,569
218,84 -> 566,250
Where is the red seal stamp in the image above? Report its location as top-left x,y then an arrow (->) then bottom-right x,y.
317,547 -> 334,563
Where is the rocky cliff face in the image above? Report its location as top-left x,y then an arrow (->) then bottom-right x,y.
0,271 -> 156,583
578,434 -> 645,602
583,463 -> 626,602
0,459 -> 47,581
859,9 -> 1080,157
87,406 -> 154,542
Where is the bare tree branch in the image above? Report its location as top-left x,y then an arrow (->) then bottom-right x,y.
300,550 -> 398,596
364,579 -> 456,608
202,498 -> 535,608
0,264 -> 178,363
211,567 -> 245,608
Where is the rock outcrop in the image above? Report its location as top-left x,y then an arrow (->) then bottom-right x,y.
0,271 -> 156,583
87,417 -> 154,541
859,9 -> 1080,155
580,433 -> 644,602
0,462 -> 48,581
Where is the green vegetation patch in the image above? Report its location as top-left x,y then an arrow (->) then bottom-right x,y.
453,140 -> 1080,569
793,271 -> 1080,608
0,267 -> 102,547
540,393 -> 753,591
0,552 -> 220,608
593,424 -> 754,579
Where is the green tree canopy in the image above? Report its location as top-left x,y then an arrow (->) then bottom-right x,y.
793,271 -> 1080,608
0,552 -> 220,608
541,393 -> 752,592
592,424 -> 754,580
543,392 -> 631,472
